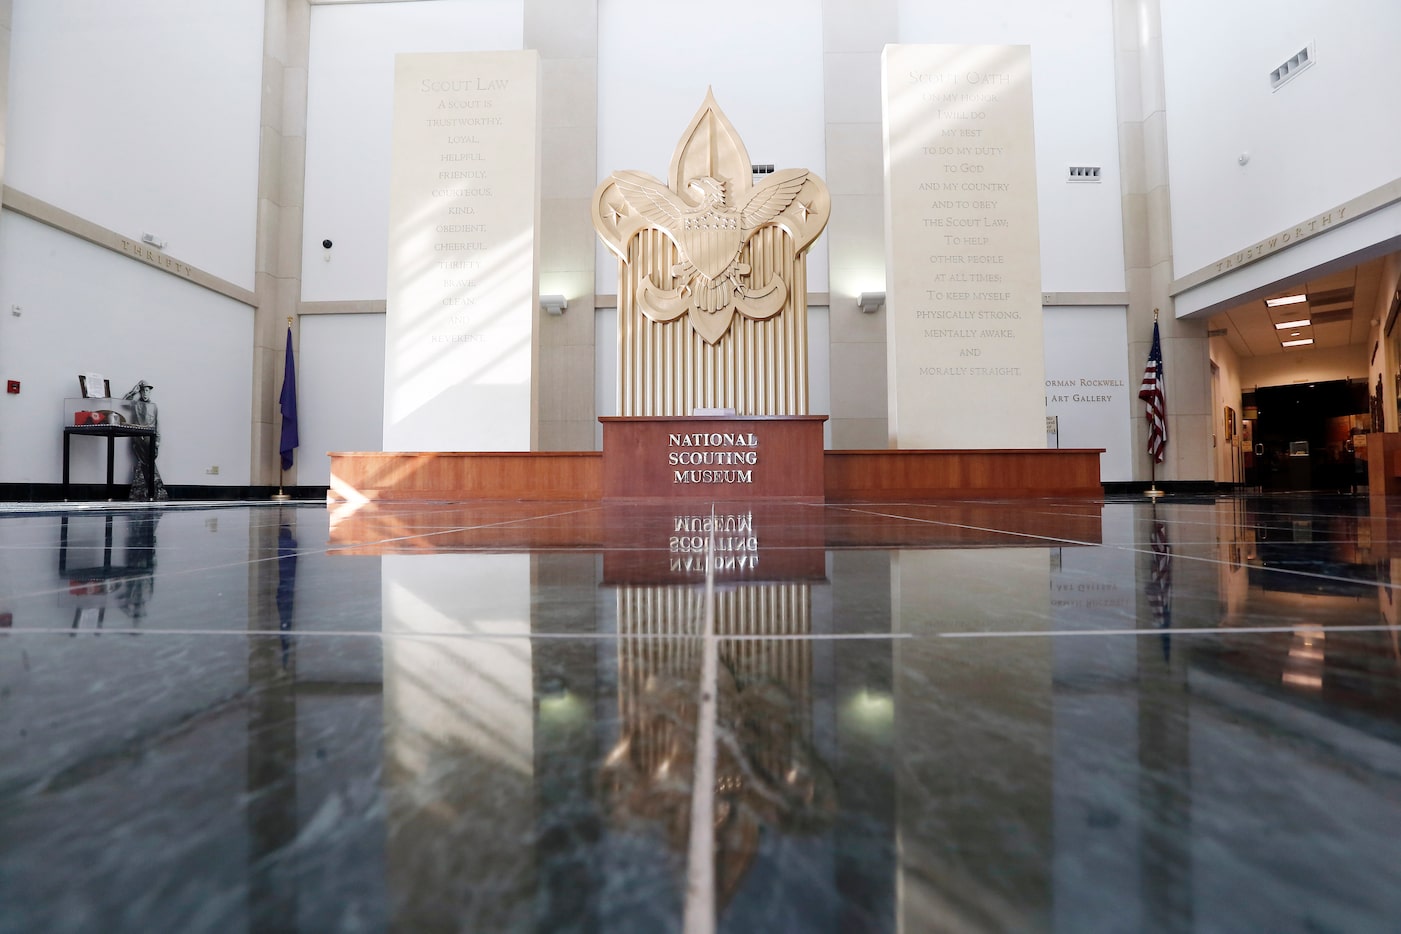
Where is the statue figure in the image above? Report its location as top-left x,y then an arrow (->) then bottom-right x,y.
123,380 -> 167,501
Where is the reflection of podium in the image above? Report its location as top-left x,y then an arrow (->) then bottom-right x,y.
61,398 -> 156,500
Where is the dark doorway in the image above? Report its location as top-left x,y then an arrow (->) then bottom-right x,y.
1251,379 -> 1368,492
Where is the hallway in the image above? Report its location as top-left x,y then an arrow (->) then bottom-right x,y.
2,494 -> 1399,931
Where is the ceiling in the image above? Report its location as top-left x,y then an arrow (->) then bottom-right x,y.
1205,257 -> 1387,358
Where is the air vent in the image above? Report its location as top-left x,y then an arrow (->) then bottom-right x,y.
1309,286 -> 1353,306
1270,43 -> 1315,91
1310,309 -> 1352,326
751,163 -> 775,176
1067,166 -> 1101,182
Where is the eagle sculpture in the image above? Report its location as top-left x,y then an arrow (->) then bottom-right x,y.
604,167 -> 812,342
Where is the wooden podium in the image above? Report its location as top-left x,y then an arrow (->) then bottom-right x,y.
600,415 -> 827,500
327,420 -> 1102,503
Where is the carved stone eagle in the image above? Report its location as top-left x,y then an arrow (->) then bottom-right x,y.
609,168 -> 810,329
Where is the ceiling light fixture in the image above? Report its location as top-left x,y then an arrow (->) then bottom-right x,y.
1274,318 -> 1311,329
1265,294 -> 1307,307
1281,338 -> 1314,347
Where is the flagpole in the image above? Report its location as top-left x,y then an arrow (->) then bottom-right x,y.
1147,460 -> 1163,499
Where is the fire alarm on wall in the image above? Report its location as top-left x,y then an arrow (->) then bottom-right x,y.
6,380 -> 19,394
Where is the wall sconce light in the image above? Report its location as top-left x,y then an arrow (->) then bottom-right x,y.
540,294 -> 568,316
858,291 -> 885,314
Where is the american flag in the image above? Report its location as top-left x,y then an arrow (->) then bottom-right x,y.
1147,512 -> 1173,659
1139,320 -> 1167,462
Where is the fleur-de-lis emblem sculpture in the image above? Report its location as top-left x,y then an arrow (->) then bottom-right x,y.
594,91 -> 829,345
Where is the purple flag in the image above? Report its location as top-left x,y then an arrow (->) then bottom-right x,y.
278,326 -> 299,471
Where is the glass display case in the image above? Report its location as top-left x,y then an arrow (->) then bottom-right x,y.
65,396 -> 138,428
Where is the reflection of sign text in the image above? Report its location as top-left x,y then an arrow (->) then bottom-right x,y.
669,514 -> 758,573
1051,580 -> 1129,611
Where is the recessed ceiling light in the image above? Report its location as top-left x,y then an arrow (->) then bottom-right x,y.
1274,318 -> 1311,329
1281,338 -> 1314,347
1266,294 -> 1308,307
1290,331 -> 1301,337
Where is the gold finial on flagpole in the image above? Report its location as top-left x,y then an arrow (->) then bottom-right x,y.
1153,307 -> 1159,322
287,316 -> 293,327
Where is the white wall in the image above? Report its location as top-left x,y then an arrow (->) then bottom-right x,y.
0,213 -> 254,486
1210,338 -> 1245,483
301,0 -> 524,302
1162,0 -> 1401,276
595,0 -> 828,293
1237,343 -> 1369,390
897,0 -> 1127,293
808,305 -> 832,444
5,0 -> 264,290
297,314 -> 386,485
1043,306 -> 1132,481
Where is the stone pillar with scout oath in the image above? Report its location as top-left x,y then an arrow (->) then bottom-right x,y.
882,45 -> 1047,449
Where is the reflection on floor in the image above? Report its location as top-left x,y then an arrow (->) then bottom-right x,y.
2,494 -> 1400,931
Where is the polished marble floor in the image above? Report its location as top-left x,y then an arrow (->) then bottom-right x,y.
2,494 -> 1400,932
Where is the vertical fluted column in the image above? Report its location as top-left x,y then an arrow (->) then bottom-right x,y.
822,0 -> 898,449
525,0 -> 598,450
250,0 -> 310,485
0,0 -> 13,189
1114,0 -> 1212,482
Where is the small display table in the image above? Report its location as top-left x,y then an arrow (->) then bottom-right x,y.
62,424 -> 157,501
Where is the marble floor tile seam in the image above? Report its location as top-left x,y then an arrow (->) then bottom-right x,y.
0,549 -> 329,604
0,627 -> 916,641
3,512 -> 631,602
0,499 -> 325,514
863,495 -> 1378,526
3,559 -> 1391,614
833,505 -> 1401,592
4,624 -> 1398,641
967,503 -> 1385,538
2,543 -> 1391,604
